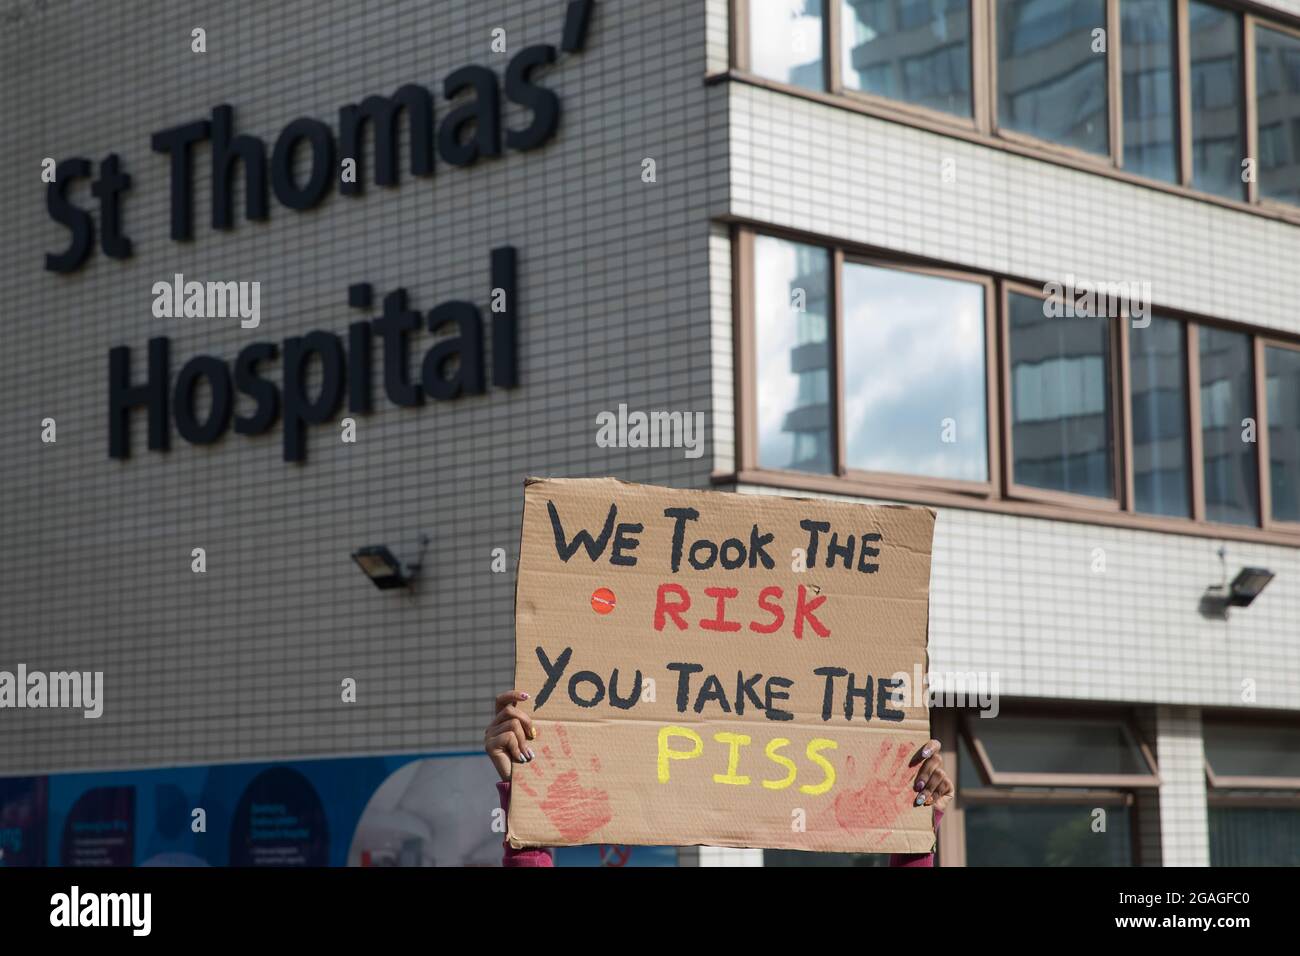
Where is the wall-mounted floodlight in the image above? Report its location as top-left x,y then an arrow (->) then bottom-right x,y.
352,535 -> 429,590
1227,567 -> 1274,607
1199,547 -> 1275,619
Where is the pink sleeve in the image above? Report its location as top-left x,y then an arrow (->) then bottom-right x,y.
497,781 -> 554,868
888,809 -> 943,867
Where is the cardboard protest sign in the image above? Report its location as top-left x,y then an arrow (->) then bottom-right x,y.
508,477 -> 936,854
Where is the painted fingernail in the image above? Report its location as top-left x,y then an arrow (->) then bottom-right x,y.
526,749 -> 535,759
914,779 -> 926,791
914,793 -> 926,806
921,748 -> 933,758
520,692 -> 530,700
526,727 -> 536,740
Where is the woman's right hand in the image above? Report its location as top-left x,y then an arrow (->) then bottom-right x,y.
484,689 -> 537,782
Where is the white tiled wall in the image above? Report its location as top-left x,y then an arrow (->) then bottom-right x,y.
1155,706 -> 1211,866
705,0 -> 730,74
0,0 -> 724,775
721,76 -> 1300,712
1257,0 -> 1300,19
699,845 -> 764,866
730,484 -> 1300,710
729,83 -> 1300,338
719,0 -> 1300,866
708,222 -> 735,475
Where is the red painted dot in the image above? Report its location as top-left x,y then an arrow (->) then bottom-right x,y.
591,587 -> 616,615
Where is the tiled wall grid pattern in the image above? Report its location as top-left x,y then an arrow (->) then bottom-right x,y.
0,0 -> 724,774
707,0 -> 1300,866
712,0 -> 1300,712
1156,706 -> 1211,866
1,0 -> 1294,866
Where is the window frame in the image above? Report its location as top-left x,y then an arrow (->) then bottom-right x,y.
1126,313 -> 1198,520
945,703 -> 1154,866
1000,279 -> 1127,512
1185,0 -> 1251,200
1248,16 -> 1300,213
731,224 -> 1300,547
1205,761 -> 1300,791
829,0 -> 991,132
961,709 -> 1161,789
744,231 -> 837,476
1258,336 -> 1300,532
1196,320 -> 1263,527
1203,712 -> 1300,791
729,0 -> 1300,223
1117,0 -> 1187,184
1202,712 -> 1300,865
733,0 -> 829,90
734,228 -> 1002,496
837,253 -> 1001,495
988,0 -> 1123,168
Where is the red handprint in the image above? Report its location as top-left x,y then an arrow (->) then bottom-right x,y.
514,723 -> 613,842
827,740 -> 918,841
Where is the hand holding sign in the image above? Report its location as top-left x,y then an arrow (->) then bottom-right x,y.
484,690 -> 535,780
508,477 -> 937,854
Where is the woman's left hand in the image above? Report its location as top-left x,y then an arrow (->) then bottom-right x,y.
911,739 -> 954,812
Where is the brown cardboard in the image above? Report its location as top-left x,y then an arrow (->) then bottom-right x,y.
507,477 -> 936,855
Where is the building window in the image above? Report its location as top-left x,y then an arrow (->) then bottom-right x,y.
1265,344 -> 1300,523
1129,316 -> 1191,516
964,799 -> 1135,865
840,0 -> 973,117
753,235 -> 833,473
841,262 -> 989,482
739,1 -> 1300,218
1255,24 -> 1300,205
738,231 -> 1291,541
996,0 -> 1109,155
1121,0 -> 1179,182
750,0 -> 826,90
1188,1 -> 1246,199
1204,718 -> 1300,866
959,711 -> 1158,866
1199,326 -> 1258,525
1007,291 -> 1115,500
1210,802 -> 1300,865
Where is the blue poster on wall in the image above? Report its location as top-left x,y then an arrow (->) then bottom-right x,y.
0,776 -> 46,867
60,786 -> 134,866
229,767 -> 329,866
0,751 -> 677,867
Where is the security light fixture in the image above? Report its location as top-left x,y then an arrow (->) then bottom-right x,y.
352,535 -> 429,590
1227,567 -> 1274,607
1199,548 -> 1275,618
